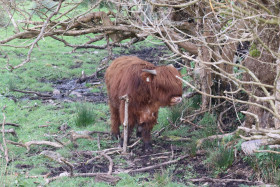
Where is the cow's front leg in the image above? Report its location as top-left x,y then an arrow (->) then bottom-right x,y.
141,123 -> 153,152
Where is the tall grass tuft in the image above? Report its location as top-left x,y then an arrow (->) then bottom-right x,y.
74,103 -> 96,127
207,145 -> 234,170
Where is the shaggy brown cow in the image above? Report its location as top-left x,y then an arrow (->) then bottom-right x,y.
105,56 -> 183,150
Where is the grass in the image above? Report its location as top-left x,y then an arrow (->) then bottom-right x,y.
74,103 -> 96,127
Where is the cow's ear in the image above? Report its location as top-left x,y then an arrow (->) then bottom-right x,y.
141,69 -> 157,83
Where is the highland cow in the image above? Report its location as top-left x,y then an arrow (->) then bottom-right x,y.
105,56 -> 183,151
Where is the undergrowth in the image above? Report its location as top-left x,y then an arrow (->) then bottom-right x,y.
243,150 -> 280,183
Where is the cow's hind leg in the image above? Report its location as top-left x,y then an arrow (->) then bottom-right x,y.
109,104 -> 121,140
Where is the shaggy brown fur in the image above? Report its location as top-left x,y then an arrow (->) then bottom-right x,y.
105,56 -> 182,150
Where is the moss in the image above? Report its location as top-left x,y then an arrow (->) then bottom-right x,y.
249,43 -> 261,57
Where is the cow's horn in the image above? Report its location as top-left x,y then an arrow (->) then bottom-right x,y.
142,69 -> 157,75
167,64 -> 174,68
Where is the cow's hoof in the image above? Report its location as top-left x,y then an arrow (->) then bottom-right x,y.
111,134 -> 119,141
136,131 -> 142,138
143,142 -> 153,152
136,126 -> 142,137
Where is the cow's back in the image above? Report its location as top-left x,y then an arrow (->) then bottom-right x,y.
105,56 -> 155,107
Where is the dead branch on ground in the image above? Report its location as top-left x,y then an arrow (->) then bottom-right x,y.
238,126 -> 280,154
11,89 -> 53,98
3,122 -> 20,127
0,128 -> 17,137
189,177 -> 264,185
101,152 -> 113,175
68,130 -> 110,147
196,131 -> 236,148
7,140 -> 63,152
126,154 -> 189,174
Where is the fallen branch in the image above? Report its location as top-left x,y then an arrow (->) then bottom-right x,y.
11,89 -> 53,97
189,177 -> 263,185
127,154 -> 189,173
159,135 -> 191,142
254,149 -> 280,154
0,128 -> 17,137
3,122 -> 20,127
45,172 -> 120,185
7,140 -> 63,152
68,130 -> 109,146
101,152 -> 113,175
40,150 -> 74,176
196,131 -> 236,148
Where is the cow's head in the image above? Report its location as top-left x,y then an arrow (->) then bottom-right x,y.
141,65 -> 183,106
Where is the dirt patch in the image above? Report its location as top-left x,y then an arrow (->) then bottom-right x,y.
15,164 -> 34,169
52,78 -> 106,103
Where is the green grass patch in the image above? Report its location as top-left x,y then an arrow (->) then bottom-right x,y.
74,103 -> 97,127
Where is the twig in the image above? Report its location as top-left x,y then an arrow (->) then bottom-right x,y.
128,154 -> 189,173
101,152 -> 113,175
11,89 -> 53,97
2,113 -> 10,172
181,118 -> 203,129
167,117 -> 177,128
97,133 -> 101,150
61,159 -> 74,177
189,177 -> 263,185
127,138 -> 141,148
0,128 -> 17,137
45,173 -> 120,184
11,0 -> 64,70
241,111 -> 260,130
254,149 -> 280,154
68,130 -> 109,146
196,131 -> 236,148
218,105 -> 234,133
7,140 -> 63,152
139,151 -> 172,158
3,122 -> 20,127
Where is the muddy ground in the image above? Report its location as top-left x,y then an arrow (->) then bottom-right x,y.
11,45 -> 260,186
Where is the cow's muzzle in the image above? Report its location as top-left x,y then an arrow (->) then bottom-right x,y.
170,97 -> 182,106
